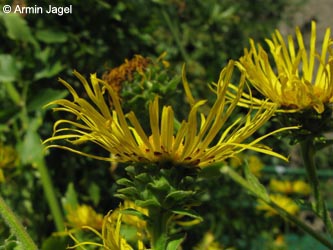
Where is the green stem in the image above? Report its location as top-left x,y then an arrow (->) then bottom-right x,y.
300,139 -> 333,236
300,139 -> 321,210
0,194 -> 38,249
148,208 -> 171,250
161,9 -> 190,63
36,157 -> 65,232
221,166 -> 333,249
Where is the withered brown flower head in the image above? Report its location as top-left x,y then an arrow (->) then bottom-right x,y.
102,55 -> 150,96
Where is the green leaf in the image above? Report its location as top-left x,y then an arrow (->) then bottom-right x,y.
244,164 -> 269,202
120,208 -> 149,221
41,235 -> 67,250
19,116 -> 44,166
134,173 -> 151,183
171,209 -> 203,221
0,13 -> 36,44
3,82 -> 21,106
117,187 -> 138,196
113,193 -> 128,200
164,190 -> 194,205
0,54 -> 20,82
34,61 -> 64,80
116,178 -> 134,187
148,177 -> 170,193
88,182 -> 100,206
35,29 -> 68,43
124,165 -> 136,177
167,233 -> 185,250
135,198 -> 161,208
27,88 -> 68,111
62,182 -> 79,211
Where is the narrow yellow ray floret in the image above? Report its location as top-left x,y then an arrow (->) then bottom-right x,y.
44,60 -> 295,167
234,21 -> 333,113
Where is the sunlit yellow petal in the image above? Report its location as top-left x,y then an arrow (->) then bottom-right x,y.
236,21 -> 333,114
45,60 -> 296,169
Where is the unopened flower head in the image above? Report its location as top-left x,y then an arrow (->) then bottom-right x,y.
44,60 -> 294,168
236,21 -> 333,114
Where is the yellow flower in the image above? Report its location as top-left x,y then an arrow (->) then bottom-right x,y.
229,154 -> 263,177
274,234 -> 286,248
257,194 -> 300,217
66,204 -> 104,230
44,60 -> 295,167
292,180 -> 311,195
102,213 -> 136,250
270,179 -> 311,196
194,231 -> 224,250
69,212 -> 143,250
110,200 -> 148,232
0,144 -> 18,183
0,145 -> 18,169
247,155 -> 264,177
235,21 -> 333,113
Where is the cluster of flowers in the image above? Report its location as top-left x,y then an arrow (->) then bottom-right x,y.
44,21 -> 332,249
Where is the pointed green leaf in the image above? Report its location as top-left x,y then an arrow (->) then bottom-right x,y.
113,194 -> 128,200
19,116 -> 43,165
164,190 -> 194,206
120,208 -> 149,221
167,233 -> 185,250
35,29 -> 68,44
116,178 -> 134,187
0,54 -> 19,82
1,13 -> 37,45
134,173 -> 151,183
135,198 -> 161,208
148,178 -> 170,193
117,187 -> 138,196
27,88 -> 68,111
62,182 -> 79,211
34,61 -> 64,80
244,164 -> 269,201
171,209 -> 203,221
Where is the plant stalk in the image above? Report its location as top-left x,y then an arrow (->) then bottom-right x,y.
161,9 -> 190,63
221,166 -> 333,249
0,194 -> 38,250
300,139 -> 333,236
36,157 -> 65,232
148,208 -> 171,250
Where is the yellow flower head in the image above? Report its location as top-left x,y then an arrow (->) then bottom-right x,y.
0,144 -> 18,183
102,213 -> 135,250
194,231 -> 224,250
257,194 -> 300,217
269,179 -> 311,196
236,21 -> 333,113
0,144 -> 18,169
110,200 -> 148,232
292,180 -> 311,195
66,204 -> 104,230
229,154 -> 263,177
69,212 -> 144,250
44,60 -> 294,167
